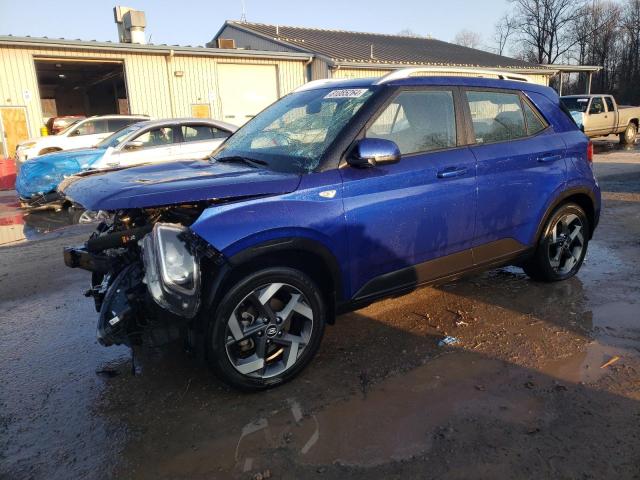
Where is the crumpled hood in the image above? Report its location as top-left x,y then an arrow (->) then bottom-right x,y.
16,149 -> 104,198
60,159 -> 302,211
41,148 -> 105,167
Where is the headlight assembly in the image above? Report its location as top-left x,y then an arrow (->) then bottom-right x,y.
142,223 -> 201,318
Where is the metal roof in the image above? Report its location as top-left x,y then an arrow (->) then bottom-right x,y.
215,21 -> 550,71
0,35 -> 311,60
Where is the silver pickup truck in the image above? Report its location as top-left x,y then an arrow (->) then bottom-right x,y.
560,94 -> 640,144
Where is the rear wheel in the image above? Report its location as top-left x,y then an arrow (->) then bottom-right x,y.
207,267 -> 326,391
523,203 -> 589,282
620,123 -> 637,145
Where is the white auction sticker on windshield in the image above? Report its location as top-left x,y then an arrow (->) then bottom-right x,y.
324,88 -> 368,99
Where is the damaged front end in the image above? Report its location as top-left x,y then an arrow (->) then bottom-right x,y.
64,205 -> 222,347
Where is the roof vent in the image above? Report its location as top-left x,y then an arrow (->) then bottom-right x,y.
114,6 -> 147,44
217,38 -> 236,49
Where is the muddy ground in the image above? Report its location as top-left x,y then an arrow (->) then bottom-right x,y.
1,144 -> 639,480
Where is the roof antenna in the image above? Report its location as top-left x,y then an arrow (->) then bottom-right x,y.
240,0 -> 247,22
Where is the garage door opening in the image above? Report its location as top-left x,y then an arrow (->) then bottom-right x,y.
34,59 -> 129,123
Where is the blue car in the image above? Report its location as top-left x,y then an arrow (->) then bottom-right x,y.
61,69 -> 601,390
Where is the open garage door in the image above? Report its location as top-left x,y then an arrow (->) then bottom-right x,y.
217,64 -> 278,125
34,59 -> 129,127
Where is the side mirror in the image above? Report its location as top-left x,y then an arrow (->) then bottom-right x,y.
348,138 -> 401,168
124,140 -> 144,151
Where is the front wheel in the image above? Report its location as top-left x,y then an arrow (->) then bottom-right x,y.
523,203 -> 589,282
620,123 -> 637,145
207,267 -> 326,391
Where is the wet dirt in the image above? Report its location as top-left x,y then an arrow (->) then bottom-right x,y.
1,153 -> 640,479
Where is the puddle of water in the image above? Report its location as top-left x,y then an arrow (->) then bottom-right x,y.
0,193 -> 89,245
592,138 -> 640,154
151,353 -> 543,476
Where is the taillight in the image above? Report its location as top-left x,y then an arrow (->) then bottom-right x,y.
587,141 -> 593,164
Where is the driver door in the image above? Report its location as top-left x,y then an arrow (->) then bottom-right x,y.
65,119 -> 110,149
111,126 -> 180,167
340,88 -> 477,299
586,96 -> 609,136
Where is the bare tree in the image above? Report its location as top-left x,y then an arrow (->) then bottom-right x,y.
453,29 -> 483,49
493,14 -> 515,55
509,0 -> 586,64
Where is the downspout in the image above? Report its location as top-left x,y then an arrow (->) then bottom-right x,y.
165,49 -> 176,117
304,55 -> 313,82
330,64 -> 341,79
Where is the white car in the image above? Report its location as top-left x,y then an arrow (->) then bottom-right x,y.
88,118 -> 237,169
15,114 -> 149,165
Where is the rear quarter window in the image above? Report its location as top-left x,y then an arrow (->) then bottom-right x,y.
466,91 -> 526,143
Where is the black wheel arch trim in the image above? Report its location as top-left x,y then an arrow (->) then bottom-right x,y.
207,237 -> 345,306
534,186 -> 598,242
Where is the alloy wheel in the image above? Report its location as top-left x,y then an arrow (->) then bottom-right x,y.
224,282 -> 314,379
547,213 -> 585,275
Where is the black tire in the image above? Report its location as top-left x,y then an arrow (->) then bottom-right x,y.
207,267 -> 326,391
620,123 -> 637,145
523,203 -> 589,282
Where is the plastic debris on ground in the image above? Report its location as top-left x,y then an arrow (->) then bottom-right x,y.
438,336 -> 460,347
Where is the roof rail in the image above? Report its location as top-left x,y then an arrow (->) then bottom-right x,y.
293,78 -> 348,93
374,67 -> 531,85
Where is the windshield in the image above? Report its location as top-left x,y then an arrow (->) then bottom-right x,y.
214,87 -> 374,173
561,97 -> 590,113
96,124 -> 144,149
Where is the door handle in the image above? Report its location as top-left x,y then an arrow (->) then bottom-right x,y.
437,167 -> 468,179
537,154 -> 562,163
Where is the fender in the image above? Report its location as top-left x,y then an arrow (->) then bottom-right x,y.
228,235 -> 345,302
190,169 -> 349,302
533,185 -> 600,243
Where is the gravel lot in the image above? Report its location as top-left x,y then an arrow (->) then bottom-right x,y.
1,142 -> 639,480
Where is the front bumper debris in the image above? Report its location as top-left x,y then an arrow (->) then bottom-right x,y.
63,246 -> 116,273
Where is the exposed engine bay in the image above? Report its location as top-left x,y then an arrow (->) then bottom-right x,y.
64,204 -> 221,347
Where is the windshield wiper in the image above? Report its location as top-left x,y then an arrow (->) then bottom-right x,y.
214,155 -> 268,168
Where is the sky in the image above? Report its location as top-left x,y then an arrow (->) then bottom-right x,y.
0,0 -> 510,47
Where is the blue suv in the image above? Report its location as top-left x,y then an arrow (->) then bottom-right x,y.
62,69 -> 600,390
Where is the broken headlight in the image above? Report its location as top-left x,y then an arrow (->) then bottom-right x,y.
142,223 -> 201,318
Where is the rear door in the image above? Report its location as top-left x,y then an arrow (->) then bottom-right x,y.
177,123 -> 232,160
341,87 -> 477,298
465,89 -> 566,261
604,96 -> 619,131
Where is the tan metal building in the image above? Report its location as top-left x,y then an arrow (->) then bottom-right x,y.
0,36 -> 310,157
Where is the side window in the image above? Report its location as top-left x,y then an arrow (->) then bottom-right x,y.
522,100 -> 547,136
108,118 -> 137,132
181,125 -> 230,142
590,97 -> 605,114
73,119 -> 109,136
133,127 -> 175,148
366,90 -> 456,155
466,91 -> 526,143
605,97 -> 615,112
